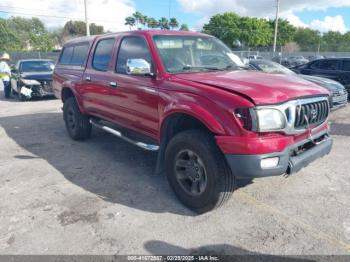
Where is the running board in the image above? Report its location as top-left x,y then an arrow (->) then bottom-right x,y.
89,119 -> 159,151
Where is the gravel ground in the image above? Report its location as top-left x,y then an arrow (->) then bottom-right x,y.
0,87 -> 349,256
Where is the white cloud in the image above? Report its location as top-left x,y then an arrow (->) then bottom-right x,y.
1,0 -> 136,32
310,15 -> 347,33
177,0 -> 350,32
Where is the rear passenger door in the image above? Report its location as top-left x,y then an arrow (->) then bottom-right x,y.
109,35 -> 159,139
339,59 -> 350,90
82,37 -> 118,120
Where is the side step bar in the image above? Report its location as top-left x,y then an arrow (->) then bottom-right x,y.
89,119 -> 159,151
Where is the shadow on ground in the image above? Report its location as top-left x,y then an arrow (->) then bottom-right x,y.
144,240 -> 313,261
0,112 -> 253,215
331,123 -> 350,137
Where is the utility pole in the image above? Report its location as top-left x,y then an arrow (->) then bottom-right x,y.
84,0 -> 90,36
168,0 -> 172,20
273,0 -> 280,53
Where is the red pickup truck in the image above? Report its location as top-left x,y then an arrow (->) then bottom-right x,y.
53,30 -> 332,213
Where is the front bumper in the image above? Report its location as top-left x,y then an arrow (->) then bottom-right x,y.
331,93 -> 348,111
224,132 -> 332,178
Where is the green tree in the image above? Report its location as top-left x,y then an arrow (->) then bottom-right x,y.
268,19 -> 296,46
139,15 -> 148,29
158,17 -> 170,30
62,20 -> 104,37
1,17 -> 55,51
147,17 -> 159,29
321,31 -> 345,52
169,17 -> 179,30
125,16 -> 136,30
179,24 -> 189,31
132,11 -> 143,29
293,28 -> 321,51
90,23 -> 104,35
203,12 -> 272,48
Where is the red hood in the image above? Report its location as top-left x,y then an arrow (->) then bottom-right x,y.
174,71 -> 329,104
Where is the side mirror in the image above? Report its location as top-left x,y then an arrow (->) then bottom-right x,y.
126,59 -> 152,76
11,68 -> 17,74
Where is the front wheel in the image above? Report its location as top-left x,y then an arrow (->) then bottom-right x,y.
165,130 -> 235,213
63,97 -> 91,140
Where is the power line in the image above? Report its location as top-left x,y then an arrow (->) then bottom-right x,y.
0,9 -> 124,25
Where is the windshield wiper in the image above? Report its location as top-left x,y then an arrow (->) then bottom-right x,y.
224,64 -> 250,71
182,65 -> 224,71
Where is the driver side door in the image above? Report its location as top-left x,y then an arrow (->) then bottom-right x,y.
109,35 -> 160,140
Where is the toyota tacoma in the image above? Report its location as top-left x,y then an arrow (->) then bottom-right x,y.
53,31 -> 332,213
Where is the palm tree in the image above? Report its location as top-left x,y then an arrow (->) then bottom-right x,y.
125,16 -> 136,30
158,17 -> 170,30
140,15 -> 148,29
132,11 -> 143,29
169,18 -> 179,30
179,24 -> 189,31
147,17 -> 159,29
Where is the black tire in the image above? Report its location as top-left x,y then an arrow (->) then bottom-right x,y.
165,129 -> 235,213
63,97 -> 91,140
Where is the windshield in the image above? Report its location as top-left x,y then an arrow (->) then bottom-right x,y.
153,35 -> 243,73
252,60 -> 295,76
20,61 -> 54,73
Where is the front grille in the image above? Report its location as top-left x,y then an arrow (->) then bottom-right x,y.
294,100 -> 329,129
38,80 -> 52,91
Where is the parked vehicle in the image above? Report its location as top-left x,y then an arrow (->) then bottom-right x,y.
53,31 -> 332,213
246,55 -> 263,60
293,58 -> 350,99
308,55 -> 324,62
285,56 -> 309,68
249,59 -> 348,110
10,59 -> 55,101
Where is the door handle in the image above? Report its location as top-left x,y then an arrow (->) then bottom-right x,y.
109,81 -> 117,87
85,76 -> 91,81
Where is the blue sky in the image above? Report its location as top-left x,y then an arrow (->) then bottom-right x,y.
0,0 -> 349,33
133,0 -> 200,27
296,7 -> 350,28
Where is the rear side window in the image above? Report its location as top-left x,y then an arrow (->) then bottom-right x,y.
116,36 -> 152,74
92,38 -> 115,71
342,60 -> 350,71
59,46 -> 74,64
71,44 -> 89,66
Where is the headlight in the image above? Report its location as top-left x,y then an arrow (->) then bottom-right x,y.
21,79 -> 40,86
256,108 -> 285,132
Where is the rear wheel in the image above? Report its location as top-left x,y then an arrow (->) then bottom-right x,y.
63,97 -> 91,140
165,129 -> 235,213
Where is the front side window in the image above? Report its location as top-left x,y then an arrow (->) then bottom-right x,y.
153,35 -> 242,73
116,36 -> 152,74
92,38 -> 115,71
318,60 -> 338,70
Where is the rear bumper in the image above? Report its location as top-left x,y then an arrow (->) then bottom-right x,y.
224,132 -> 332,178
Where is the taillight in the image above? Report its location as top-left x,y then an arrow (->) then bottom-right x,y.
234,108 -> 253,130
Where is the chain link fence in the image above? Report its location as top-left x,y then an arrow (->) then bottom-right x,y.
5,51 -> 61,65
233,50 -> 350,61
